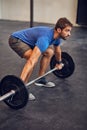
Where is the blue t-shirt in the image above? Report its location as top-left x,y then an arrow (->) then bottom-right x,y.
11,26 -> 61,52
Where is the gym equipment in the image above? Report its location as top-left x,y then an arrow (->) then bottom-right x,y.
0,68 -> 57,110
50,52 -> 75,78
0,52 -> 75,110
0,75 -> 28,109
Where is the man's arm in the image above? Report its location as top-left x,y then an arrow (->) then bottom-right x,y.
54,45 -> 63,70
54,45 -> 62,62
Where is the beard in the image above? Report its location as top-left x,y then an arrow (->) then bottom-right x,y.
60,35 -> 67,40
60,34 -> 69,40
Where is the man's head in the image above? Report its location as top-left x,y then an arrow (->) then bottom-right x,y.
55,17 -> 73,40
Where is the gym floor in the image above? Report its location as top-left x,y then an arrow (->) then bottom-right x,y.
0,20 -> 87,130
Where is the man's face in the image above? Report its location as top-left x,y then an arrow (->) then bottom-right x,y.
58,26 -> 72,40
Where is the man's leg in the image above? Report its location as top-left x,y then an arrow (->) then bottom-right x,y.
20,46 -> 41,100
21,49 -> 33,83
21,49 -> 36,100
35,47 -> 55,87
20,46 -> 41,83
39,47 -> 54,76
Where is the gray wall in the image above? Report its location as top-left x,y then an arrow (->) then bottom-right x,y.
0,0 -> 78,25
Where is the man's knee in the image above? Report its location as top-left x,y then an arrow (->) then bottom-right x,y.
23,49 -> 33,60
43,48 -> 54,58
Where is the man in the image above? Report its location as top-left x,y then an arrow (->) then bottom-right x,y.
8,17 -> 73,100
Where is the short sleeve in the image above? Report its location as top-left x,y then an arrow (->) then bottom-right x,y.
54,38 -> 61,46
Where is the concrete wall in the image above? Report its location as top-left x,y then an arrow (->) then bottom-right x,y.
0,0 -> 30,21
0,0 -> 2,18
0,0 -> 78,25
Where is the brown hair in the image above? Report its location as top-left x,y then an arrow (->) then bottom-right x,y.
55,17 -> 73,30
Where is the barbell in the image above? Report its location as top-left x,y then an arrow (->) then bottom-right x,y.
0,52 -> 75,110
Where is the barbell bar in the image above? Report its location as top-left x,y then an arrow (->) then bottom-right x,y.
0,52 -> 75,110
0,67 -> 57,101
0,66 -> 64,101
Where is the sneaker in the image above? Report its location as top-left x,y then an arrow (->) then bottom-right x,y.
29,93 -> 36,101
35,77 -> 55,88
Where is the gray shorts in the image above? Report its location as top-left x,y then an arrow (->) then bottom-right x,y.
9,36 -> 32,58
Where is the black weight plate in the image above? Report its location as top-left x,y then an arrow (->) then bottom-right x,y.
50,52 -> 75,78
0,75 -> 28,110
